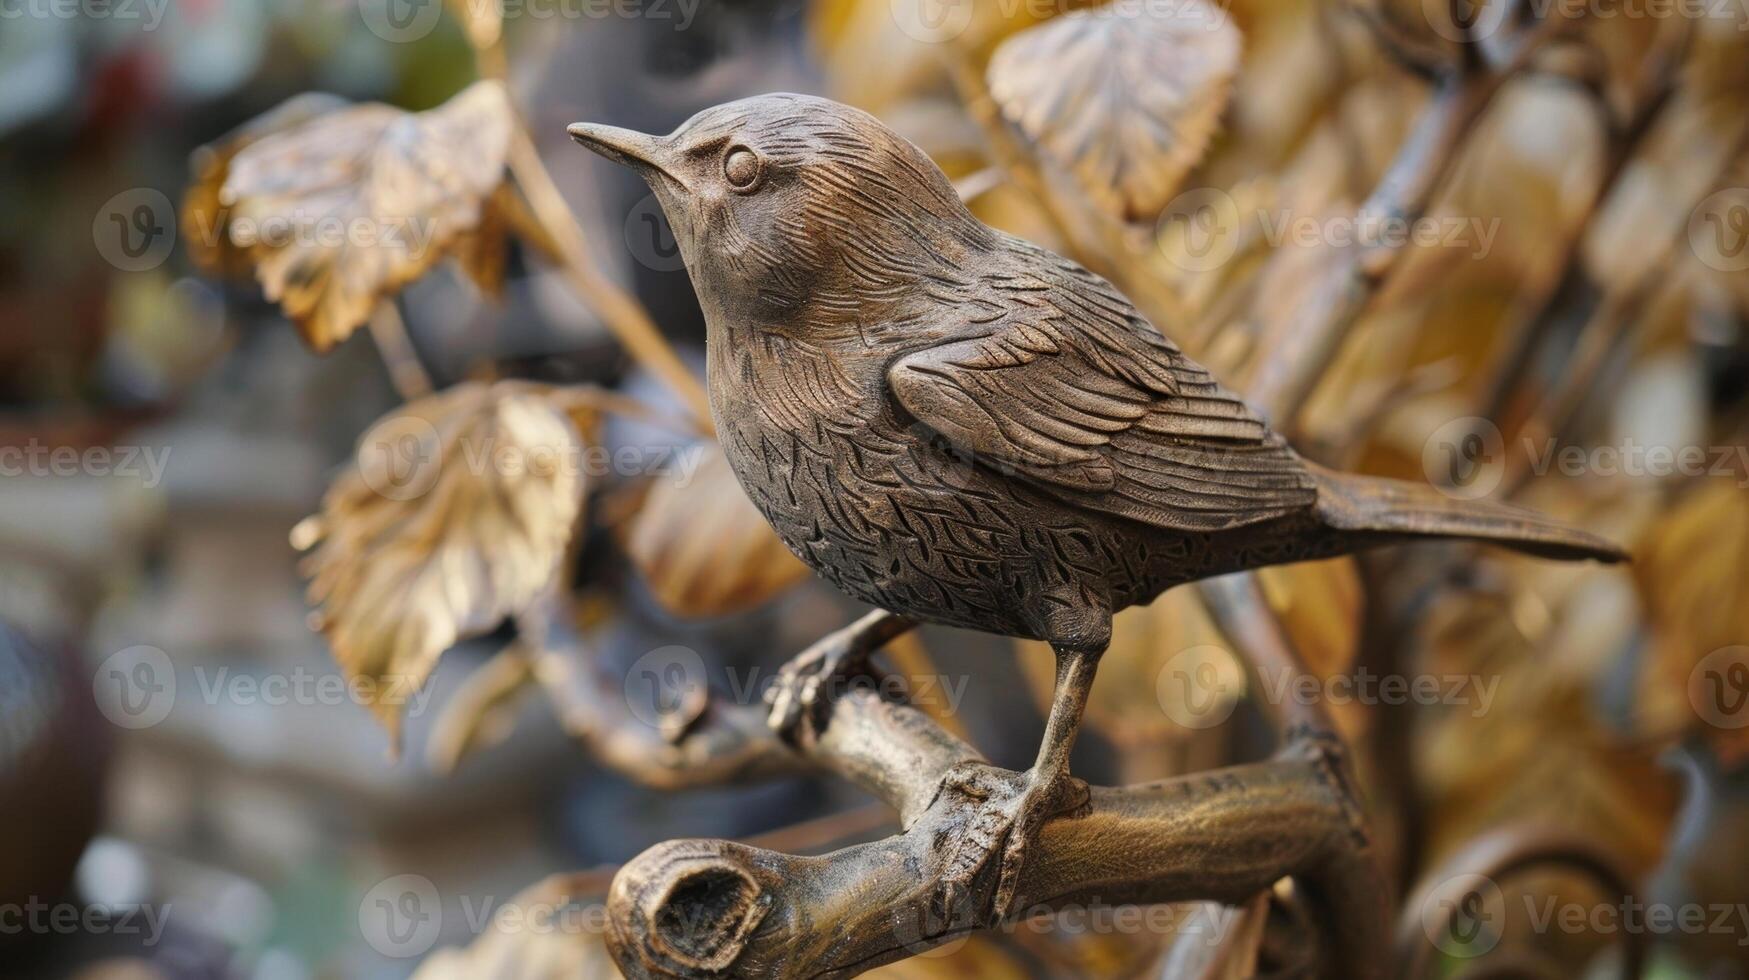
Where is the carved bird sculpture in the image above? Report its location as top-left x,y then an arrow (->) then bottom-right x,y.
570,94 -> 1625,921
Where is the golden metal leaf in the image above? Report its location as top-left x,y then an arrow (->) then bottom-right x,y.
621,443 -> 810,619
217,81 -> 517,352
295,381 -> 591,744
181,92 -> 352,280
988,0 -> 1241,223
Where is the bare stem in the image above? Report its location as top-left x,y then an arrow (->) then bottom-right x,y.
367,302 -> 435,400
1197,574 -> 1337,739
507,128 -> 714,432
1244,11 -> 1568,428
518,592 -> 1384,978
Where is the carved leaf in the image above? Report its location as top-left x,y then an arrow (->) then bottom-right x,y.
621,443 -> 810,619
988,0 -> 1241,222
182,92 -> 352,280
293,381 -> 592,744
216,81 -> 517,352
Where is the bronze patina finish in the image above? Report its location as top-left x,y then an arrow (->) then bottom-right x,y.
569,93 -> 1624,925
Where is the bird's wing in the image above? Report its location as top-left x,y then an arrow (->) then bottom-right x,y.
887,254 -> 1316,533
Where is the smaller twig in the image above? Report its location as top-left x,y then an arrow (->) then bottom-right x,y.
506,128 -> 714,431
1350,4 -> 1446,82
1244,8 -> 1565,428
951,166 -> 1006,205
1197,574 -> 1337,740
1494,114 -> 1749,496
1471,17 -> 1694,429
367,302 -> 435,400
518,593 -> 805,792
547,385 -> 700,437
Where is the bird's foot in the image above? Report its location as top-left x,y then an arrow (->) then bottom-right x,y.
764,624 -> 884,739
932,762 -> 1091,925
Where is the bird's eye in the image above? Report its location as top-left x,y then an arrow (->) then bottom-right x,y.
723,147 -> 762,191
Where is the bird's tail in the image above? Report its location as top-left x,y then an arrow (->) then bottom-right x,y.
1310,464 -> 1628,563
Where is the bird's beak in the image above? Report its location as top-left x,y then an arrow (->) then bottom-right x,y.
567,122 -> 678,184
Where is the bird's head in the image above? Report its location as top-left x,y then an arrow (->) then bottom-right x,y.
569,94 -> 991,324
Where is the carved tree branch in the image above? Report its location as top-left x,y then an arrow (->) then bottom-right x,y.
518,595 -> 805,791
604,684 -> 1383,980
520,584 -> 1387,977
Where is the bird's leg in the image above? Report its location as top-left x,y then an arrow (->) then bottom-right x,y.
935,643 -> 1101,924
765,610 -> 916,737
